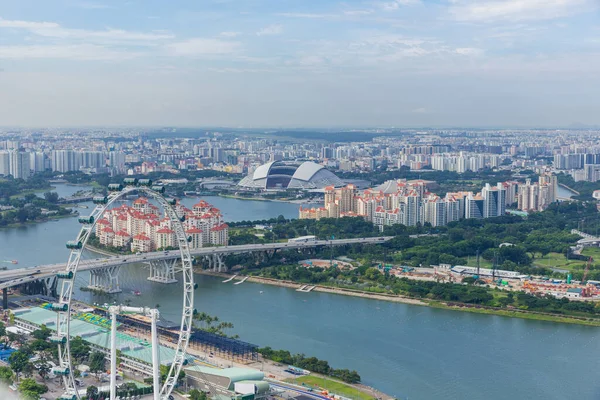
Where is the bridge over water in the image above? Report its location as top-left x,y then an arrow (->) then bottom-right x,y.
0,237 -> 392,304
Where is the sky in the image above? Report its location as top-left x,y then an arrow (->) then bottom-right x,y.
0,0 -> 599,128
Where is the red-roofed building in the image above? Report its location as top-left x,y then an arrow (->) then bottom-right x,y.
99,227 -> 115,246
156,228 -> 175,249
210,224 -> 229,246
132,233 -> 152,253
186,227 -> 203,249
113,230 -> 131,248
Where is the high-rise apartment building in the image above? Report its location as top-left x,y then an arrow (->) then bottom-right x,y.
0,151 -> 10,176
9,150 -> 31,180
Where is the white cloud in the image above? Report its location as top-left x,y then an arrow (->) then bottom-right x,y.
0,44 -> 137,60
343,10 -> 374,16
256,24 -> 283,36
220,31 -> 241,38
276,13 -> 331,19
0,18 -> 59,29
0,17 -> 174,44
449,0 -> 592,22
455,47 -> 483,55
379,0 -> 422,11
75,1 -> 113,9
167,38 -> 240,56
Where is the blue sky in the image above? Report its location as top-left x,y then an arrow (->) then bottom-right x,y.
0,0 -> 598,127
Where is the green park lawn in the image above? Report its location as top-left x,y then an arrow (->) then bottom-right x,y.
532,248 -> 600,271
288,375 -> 375,400
532,252 -> 585,271
465,257 -> 493,269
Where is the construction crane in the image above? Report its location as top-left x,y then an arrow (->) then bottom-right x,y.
583,256 -> 593,283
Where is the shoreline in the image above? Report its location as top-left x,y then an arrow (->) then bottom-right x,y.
558,183 -> 580,195
216,193 -> 321,205
197,270 -> 600,327
73,244 -> 600,327
0,212 -> 75,230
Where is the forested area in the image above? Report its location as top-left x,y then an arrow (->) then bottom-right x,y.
0,191 -> 72,226
251,264 -> 600,317
228,201 -> 600,279
0,175 -> 53,199
258,346 -> 361,383
223,200 -> 600,319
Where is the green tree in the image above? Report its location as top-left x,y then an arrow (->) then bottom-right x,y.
189,389 -> 208,400
34,352 -> 52,381
89,351 -> 106,377
9,350 -> 31,382
160,364 -> 185,384
43,192 -> 59,203
18,377 -> 48,400
0,321 -> 6,337
86,385 -> 99,400
0,366 -> 13,384
31,325 -> 51,340
70,336 -> 90,362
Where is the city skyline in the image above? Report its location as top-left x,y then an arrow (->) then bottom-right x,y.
0,0 -> 599,127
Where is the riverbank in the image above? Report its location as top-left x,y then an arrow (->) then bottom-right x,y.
0,212 -> 75,230
558,183 -> 580,195
199,271 -> 600,327
429,301 -> 600,327
8,186 -> 55,199
217,193 -> 320,205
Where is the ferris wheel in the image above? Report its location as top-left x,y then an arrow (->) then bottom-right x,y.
51,179 -> 194,400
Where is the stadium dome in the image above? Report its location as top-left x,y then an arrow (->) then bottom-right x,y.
238,161 -> 344,190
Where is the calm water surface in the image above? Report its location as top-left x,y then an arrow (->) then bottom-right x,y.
1,185 -> 599,399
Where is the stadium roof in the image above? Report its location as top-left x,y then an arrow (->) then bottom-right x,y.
291,161 -> 323,182
238,161 -> 343,190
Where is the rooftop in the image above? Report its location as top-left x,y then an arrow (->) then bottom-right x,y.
14,307 -> 194,367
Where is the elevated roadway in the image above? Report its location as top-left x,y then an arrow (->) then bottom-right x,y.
0,236 -> 392,290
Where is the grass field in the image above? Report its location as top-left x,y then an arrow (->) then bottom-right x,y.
288,375 -> 375,400
465,257 -> 493,268
532,249 -> 600,271
532,252 -> 586,271
428,301 -> 600,326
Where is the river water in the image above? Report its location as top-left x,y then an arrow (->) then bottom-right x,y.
1,184 -> 599,399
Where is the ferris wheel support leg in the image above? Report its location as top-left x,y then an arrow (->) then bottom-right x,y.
110,308 -> 117,400
151,309 -> 160,400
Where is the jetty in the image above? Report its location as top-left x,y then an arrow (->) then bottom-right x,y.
234,276 -> 249,285
222,274 -> 237,283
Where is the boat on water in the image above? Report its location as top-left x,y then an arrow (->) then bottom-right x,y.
131,290 -> 141,296
2,260 -> 18,265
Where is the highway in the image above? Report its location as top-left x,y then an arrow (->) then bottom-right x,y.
0,237 -> 392,290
